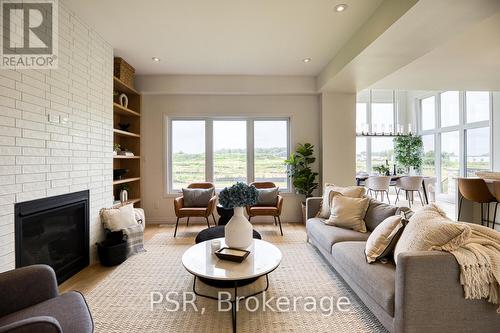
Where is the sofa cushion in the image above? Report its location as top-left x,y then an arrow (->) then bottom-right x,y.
316,184 -> 366,218
0,292 -> 93,333
306,218 -> 370,253
326,192 -> 370,232
364,199 -> 399,232
332,241 -> 396,316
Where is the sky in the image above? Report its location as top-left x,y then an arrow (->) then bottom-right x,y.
172,120 -> 287,154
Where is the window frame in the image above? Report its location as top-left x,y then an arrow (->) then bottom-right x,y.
166,116 -> 291,194
355,92 -> 398,173
417,91 -> 493,196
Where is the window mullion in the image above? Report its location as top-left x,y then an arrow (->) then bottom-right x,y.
247,119 -> 254,184
206,120 -> 214,183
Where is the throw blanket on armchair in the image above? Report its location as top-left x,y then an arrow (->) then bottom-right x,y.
449,223 -> 500,313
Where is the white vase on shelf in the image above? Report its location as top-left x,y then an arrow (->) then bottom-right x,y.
225,206 -> 253,249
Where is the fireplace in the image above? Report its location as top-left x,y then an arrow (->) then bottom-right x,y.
15,190 -> 90,284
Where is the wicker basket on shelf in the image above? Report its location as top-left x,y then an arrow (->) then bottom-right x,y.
114,57 -> 135,88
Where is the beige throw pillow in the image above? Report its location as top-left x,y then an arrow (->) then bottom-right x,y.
316,183 -> 366,219
325,192 -> 369,233
101,204 -> 138,231
394,204 -> 471,265
365,215 -> 406,263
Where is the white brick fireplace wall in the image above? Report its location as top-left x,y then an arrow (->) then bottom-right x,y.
0,2 -> 113,272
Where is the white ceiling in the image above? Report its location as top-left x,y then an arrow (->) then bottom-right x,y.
371,10 -> 500,91
63,0 -> 383,75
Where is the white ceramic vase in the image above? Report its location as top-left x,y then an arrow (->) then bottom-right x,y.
225,206 -> 253,249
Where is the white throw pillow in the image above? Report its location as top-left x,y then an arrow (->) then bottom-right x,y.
325,192 -> 369,233
365,215 -> 406,263
393,204 -> 471,265
101,204 -> 138,231
316,183 -> 366,219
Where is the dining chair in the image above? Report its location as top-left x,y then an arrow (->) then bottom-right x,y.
365,176 -> 392,203
395,176 -> 424,208
173,182 -> 217,237
457,178 -> 496,227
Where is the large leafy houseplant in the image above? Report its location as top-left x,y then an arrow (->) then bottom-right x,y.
393,134 -> 423,174
284,143 -> 319,200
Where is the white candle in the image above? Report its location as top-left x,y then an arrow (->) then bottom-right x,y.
211,240 -> 221,252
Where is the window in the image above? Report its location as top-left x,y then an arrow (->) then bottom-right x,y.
418,91 -> 492,202
421,96 -> 435,130
213,120 -> 247,188
171,120 -> 205,189
440,131 -> 459,196
356,137 -> 367,173
169,118 -> 290,191
254,120 -> 288,188
356,103 -> 367,133
372,103 -> 394,133
371,138 -> 394,170
466,127 -> 490,177
466,91 -> 489,123
440,91 -> 459,127
421,135 -> 435,177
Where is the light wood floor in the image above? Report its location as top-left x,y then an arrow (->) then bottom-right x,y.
59,223 -> 303,294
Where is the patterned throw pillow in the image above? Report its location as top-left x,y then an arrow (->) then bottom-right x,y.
325,192 -> 370,233
316,183 -> 366,219
393,204 -> 471,265
365,215 -> 408,263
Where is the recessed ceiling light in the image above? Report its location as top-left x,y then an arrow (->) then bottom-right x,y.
303,58 -> 312,63
152,57 -> 160,62
334,4 -> 348,12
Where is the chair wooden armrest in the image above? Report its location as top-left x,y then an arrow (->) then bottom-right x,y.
276,195 -> 284,215
174,196 -> 184,216
206,196 -> 217,216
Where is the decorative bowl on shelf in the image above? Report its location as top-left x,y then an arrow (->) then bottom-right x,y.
113,168 -> 129,180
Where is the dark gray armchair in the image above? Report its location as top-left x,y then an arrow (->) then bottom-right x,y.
0,265 -> 93,333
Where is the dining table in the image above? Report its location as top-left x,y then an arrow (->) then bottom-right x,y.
356,175 -> 430,205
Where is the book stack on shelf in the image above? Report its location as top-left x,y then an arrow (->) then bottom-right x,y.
113,57 -> 141,208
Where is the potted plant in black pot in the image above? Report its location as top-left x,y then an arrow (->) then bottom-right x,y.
284,143 -> 319,223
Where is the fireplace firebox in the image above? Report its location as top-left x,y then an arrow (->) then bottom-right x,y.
15,190 -> 90,284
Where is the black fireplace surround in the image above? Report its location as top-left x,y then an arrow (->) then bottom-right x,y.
15,190 -> 90,284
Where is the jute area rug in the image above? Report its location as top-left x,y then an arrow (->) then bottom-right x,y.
86,226 -> 387,333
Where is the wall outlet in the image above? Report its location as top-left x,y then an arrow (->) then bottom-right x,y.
48,114 -> 60,123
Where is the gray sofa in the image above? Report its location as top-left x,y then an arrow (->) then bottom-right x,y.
0,265 -> 93,333
306,197 -> 500,333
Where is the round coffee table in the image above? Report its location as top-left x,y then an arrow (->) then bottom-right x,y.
182,238 -> 282,332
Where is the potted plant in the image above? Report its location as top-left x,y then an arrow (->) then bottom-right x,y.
393,134 -> 423,174
219,182 -> 258,249
284,143 -> 319,223
113,143 -> 121,156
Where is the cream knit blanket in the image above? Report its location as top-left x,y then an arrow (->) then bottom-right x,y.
449,222 -> 500,313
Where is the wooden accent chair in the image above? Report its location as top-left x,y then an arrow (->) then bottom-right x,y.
246,182 -> 284,236
173,182 -> 217,237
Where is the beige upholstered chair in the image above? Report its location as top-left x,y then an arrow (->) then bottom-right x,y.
173,182 -> 217,237
246,182 -> 284,236
365,176 -> 392,203
395,176 -> 424,208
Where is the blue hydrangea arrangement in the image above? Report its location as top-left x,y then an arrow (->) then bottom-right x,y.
218,182 -> 258,208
